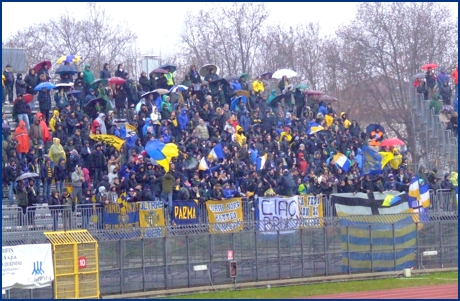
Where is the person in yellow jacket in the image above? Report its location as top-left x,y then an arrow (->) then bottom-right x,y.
279,127 -> 292,142
252,76 -> 264,96
49,110 -> 61,132
164,67 -> 175,89
340,112 -> 351,129
450,171 -> 458,188
233,125 -> 246,146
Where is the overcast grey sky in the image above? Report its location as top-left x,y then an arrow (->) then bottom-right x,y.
2,2 -> 458,57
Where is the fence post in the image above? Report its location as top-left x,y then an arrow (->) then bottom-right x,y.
277,230 -> 281,280
346,226 -> 350,275
369,224 -> 373,273
209,234 -> 214,285
439,221 -> 443,268
141,238 -> 146,292
416,222 -> 420,269
324,227 -> 328,276
163,236 -> 168,289
119,240 -> 123,294
255,228 -> 259,281
186,235 -> 191,288
300,228 -> 304,277
392,223 -> 396,271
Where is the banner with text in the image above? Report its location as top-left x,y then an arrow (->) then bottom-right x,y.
171,200 -> 199,225
256,196 -> 300,234
298,195 -> 324,227
206,198 -> 244,233
139,201 -> 166,238
103,202 -> 140,230
2,244 -> 54,290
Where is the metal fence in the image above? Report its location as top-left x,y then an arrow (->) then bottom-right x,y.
409,81 -> 458,172
2,191 -> 457,234
3,212 -> 457,299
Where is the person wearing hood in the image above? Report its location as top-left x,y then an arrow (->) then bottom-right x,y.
48,137 -> 66,166
160,95 -> 172,113
437,68 -> 450,89
24,68 -> 38,95
4,159 -> 20,205
233,125 -> 246,146
54,157 -> 67,194
91,113 -> 107,134
452,66 -> 458,96
178,107 -> 189,131
91,144 -> 106,186
439,81 -> 452,105
12,94 -> 30,132
114,84 -> 127,119
49,110 -> 61,132
38,87 -> 52,124
15,73 -> 26,96
252,76 -> 264,96
294,88 -> 305,118
340,112 -> 351,129
100,63 -> 111,79
82,64 -> 94,92
71,165 -> 84,203
14,120 -> 30,164
84,88 -> 97,107
108,165 -> 119,186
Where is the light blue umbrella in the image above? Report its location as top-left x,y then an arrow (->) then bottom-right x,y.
34,82 -> 56,91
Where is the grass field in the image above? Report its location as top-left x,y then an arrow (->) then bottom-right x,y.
170,272 -> 458,299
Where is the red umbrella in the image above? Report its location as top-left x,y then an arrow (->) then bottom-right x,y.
304,90 -> 322,96
23,94 -> 34,104
421,63 -> 438,70
380,138 -> 406,147
33,61 -> 52,74
108,77 -> 126,85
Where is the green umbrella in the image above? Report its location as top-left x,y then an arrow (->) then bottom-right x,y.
294,84 -> 308,90
90,78 -> 108,90
239,73 -> 248,81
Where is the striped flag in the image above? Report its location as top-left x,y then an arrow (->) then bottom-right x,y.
208,143 -> 224,160
333,153 -> 350,172
256,153 -> 268,171
198,157 -> 209,171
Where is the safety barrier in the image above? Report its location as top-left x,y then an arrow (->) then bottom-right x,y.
4,191 -> 456,233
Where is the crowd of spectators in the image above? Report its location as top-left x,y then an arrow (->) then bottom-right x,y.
2,62 -> 458,222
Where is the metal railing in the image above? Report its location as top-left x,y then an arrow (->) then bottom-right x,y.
410,80 -> 458,172
2,191 -> 456,235
4,212 -> 457,299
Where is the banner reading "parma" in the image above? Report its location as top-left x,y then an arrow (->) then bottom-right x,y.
206,198 -> 244,233
171,200 -> 199,225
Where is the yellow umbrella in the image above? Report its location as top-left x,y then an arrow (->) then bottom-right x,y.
56,55 -> 82,64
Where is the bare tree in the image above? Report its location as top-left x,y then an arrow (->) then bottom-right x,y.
4,3 -> 138,79
335,2 -> 458,159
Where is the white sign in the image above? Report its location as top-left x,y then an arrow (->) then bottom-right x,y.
2,244 -> 54,290
257,196 -> 300,234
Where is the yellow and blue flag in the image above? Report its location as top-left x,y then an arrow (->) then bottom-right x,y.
361,145 -> 382,175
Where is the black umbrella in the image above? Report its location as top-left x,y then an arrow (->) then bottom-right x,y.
55,65 -> 78,75
159,64 -> 176,73
83,97 -> 106,117
209,77 -> 226,86
260,72 -> 273,79
269,95 -> 284,108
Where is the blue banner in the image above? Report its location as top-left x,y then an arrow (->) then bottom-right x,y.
103,202 -> 140,229
171,200 -> 199,225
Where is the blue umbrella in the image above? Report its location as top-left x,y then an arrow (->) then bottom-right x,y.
34,82 -> 56,91
55,65 -> 78,75
230,96 -> 245,111
366,124 -> 385,136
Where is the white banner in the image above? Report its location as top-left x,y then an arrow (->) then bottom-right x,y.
2,244 -> 54,290
257,196 -> 300,234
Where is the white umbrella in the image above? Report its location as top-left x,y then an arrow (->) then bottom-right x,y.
272,69 -> 297,79
16,173 -> 39,182
199,64 -> 220,77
